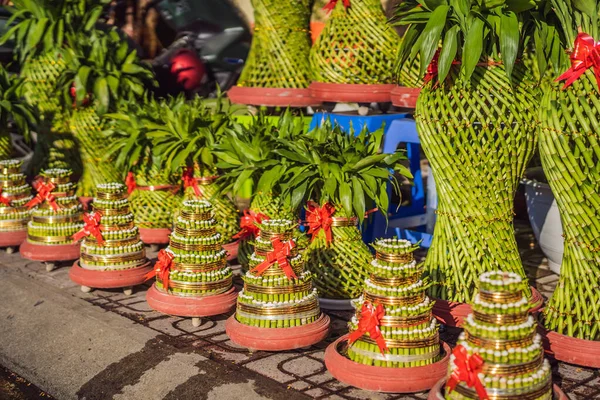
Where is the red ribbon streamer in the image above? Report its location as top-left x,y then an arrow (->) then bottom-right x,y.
182,166 -> 201,197
347,301 -> 388,355
323,0 -> 350,12
306,201 -> 335,246
233,209 -> 269,240
25,181 -> 60,211
145,249 -> 174,290
250,237 -> 297,280
424,51 -> 461,85
556,32 -> 600,90
0,188 -> 11,206
125,172 -> 137,194
72,212 -> 104,245
446,345 -> 489,400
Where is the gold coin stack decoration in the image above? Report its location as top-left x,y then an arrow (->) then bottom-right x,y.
0,160 -> 33,235
155,199 -> 233,296
235,219 -> 321,328
346,238 -> 441,367
446,271 -> 552,400
26,169 -> 83,245
79,183 -> 147,270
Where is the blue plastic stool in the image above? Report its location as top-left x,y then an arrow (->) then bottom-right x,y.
309,112 -> 409,136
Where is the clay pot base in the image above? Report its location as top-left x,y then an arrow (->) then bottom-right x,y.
319,297 -> 359,311
225,313 -> 330,351
390,86 -> 421,109
228,86 -> 319,108
427,379 -> 567,400
433,286 -> 544,327
20,240 -> 81,265
146,284 -> 237,319
222,240 -> 239,262
325,335 -> 450,393
309,82 -> 395,104
543,330 -> 600,368
139,228 -> 171,245
69,260 -> 153,294
0,230 -> 27,249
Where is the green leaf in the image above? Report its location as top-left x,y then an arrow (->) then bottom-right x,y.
378,182 -> 389,220
93,77 -> 109,115
419,5 -> 450,76
24,17 -> 47,55
438,25 -> 459,82
257,165 -> 283,194
339,181 -> 352,216
462,17 -> 485,81
291,180 -> 308,211
500,12 -> 519,80
233,168 -> 253,195
351,154 -> 388,171
572,0 -> 596,19
351,176 -> 366,222
74,66 -> 91,104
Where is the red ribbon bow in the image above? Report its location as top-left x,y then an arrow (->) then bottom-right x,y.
306,201 -> 335,246
446,345 -> 488,400
182,166 -> 201,197
250,237 -> 297,280
25,181 -> 60,211
347,301 -> 388,355
557,33 -> 600,90
0,188 -> 11,206
145,249 -> 174,290
72,212 -> 104,245
424,51 -> 461,85
233,209 -> 269,240
323,0 -> 350,12
125,172 -> 137,194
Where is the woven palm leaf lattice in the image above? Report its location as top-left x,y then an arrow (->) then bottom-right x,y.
540,70 -> 600,340
416,64 -> 538,304
237,0 -> 313,89
310,0 -> 398,85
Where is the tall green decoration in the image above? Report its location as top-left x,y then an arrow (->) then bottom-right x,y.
228,0 -> 316,107
396,2 -> 541,310
536,0 -> 600,360
309,0 -> 399,103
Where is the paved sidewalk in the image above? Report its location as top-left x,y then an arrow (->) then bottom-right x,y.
0,223 -> 599,399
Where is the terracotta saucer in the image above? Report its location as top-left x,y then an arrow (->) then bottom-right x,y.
542,329 -> 600,368
69,260 -> 153,292
309,82 -> 395,104
20,240 -> 81,263
146,284 -> 237,318
228,86 -> 319,107
139,228 -> 171,245
390,86 -> 421,109
0,230 -> 27,248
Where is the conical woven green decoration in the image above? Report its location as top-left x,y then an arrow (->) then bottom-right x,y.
0,160 -> 33,246
310,0 -> 399,85
237,0 -> 313,89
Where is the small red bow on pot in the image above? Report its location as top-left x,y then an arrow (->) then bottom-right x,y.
72,212 -> 104,245
446,345 -> 488,400
145,249 -> 175,290
424,50 -> 460,85
306,201 -> 335,246
182,166 -> 201,197
26,181 -> 60,211
348,301 -> 388,355
125,172 -> 137,194
0,188 -> 11,206
323,0 -> 350,12
557,32 -> 600,90
250,237 -> 297,280
233,209 -> 269,240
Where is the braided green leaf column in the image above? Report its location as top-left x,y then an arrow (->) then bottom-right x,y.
417,65 -> 538,303
310,0 -> 398,85
540,71 -> 600,340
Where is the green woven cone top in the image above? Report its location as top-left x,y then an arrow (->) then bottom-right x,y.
235,219 -> 321,328
310,0 -> 399,84
237,0 -> 314,89
27,169 -> 83,245
155,199 -> 232,297
347,239 -> 441,368
78,183 -> 147,271
0,159 -> 33,233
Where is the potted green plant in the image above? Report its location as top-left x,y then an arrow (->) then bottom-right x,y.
396,0 -> 543,323
536,0 -> 600,367
273,122 -> 410,308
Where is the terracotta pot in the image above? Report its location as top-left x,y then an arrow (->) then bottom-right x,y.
433,287 -> 544,327
225,313 -> 330,351
390,86 -> 421,109
325,335 -> 450,393
542,329 -> 600,368
309,82 -> 395,104
139,228 -> 171,245
69,260 -> 153,290
20,240 -> 81,263
228,86 -> 319,108
427,378 -> 567,400
222,240 -> 240,262
146,284 -> 237,318
78,196 -> 93,211
0,230 -> 27,248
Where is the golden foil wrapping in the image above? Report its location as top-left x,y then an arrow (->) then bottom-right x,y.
244,281 -> 312,295
360,332 -> 439,349
237,299 -> 318,316
174,226 -> 216,237
473,310 -> 529,325
465,331 -> 536,350
375,251 -> 414,264
364,292 -> 425,306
